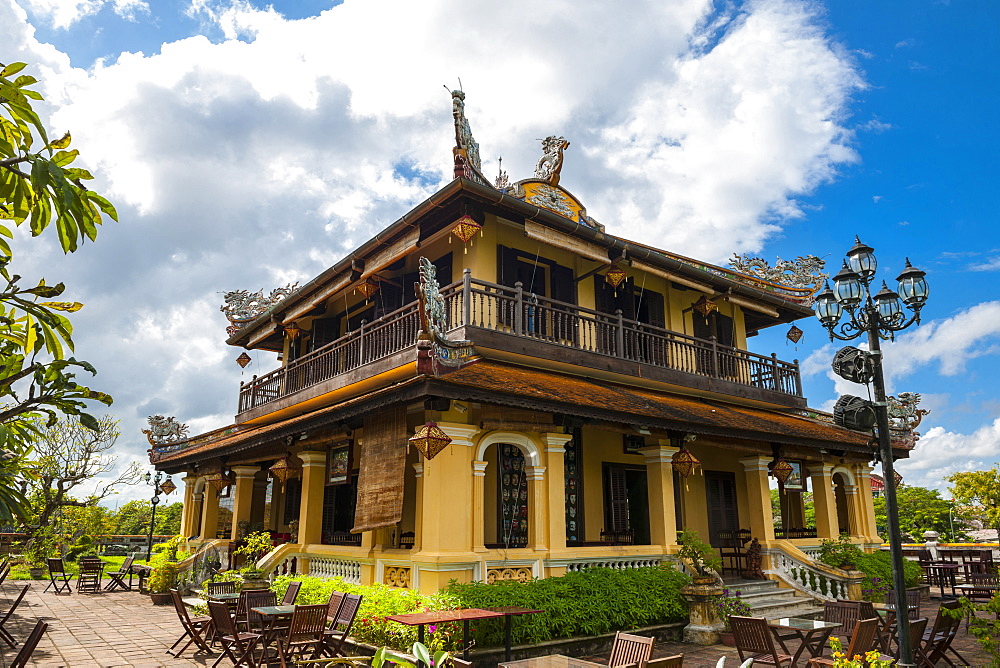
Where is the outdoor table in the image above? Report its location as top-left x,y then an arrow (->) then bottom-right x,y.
956,583 -> 1000,593
872,603 -> 901,654
209,592 -> 243,602
926,563 -> 960,598
767,617 -> 841,666
250,604 -> 296,657
484,606 -> 545,662
499,655 -> 604,668
386,608 -> 505,661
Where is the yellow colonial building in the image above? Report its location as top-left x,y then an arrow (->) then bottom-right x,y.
150,91 -> 901,595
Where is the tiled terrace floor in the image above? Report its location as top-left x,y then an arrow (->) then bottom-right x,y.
0,581 -> 993,667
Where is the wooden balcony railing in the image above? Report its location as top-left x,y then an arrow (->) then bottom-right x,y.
237,272 -> 802,414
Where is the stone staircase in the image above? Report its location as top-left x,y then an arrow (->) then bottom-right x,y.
721,577 -> 824,619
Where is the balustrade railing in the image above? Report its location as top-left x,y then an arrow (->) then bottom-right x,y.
765,545 -> 855,601
238,272 -> 802,413
562,557 -> 663,573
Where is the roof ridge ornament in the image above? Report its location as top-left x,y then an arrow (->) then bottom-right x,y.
533,135 -> 570,185
727,253 -> 828,302
450,87 -> 481,173
143,415 -> 190,446
220,283 -> 299,336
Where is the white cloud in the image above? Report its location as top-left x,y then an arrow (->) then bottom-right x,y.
882,302 -> 1000,380
16,0 -> 148,28
970,257 -> 1000,272
895,418 -> 1000,492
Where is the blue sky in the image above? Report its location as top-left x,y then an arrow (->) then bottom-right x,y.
3,0 -> 998,501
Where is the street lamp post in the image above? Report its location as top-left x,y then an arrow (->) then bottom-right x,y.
143,471 -> 175,562
814,237 -> 929,668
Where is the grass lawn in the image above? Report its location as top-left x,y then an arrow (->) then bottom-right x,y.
9,555 -> 153,580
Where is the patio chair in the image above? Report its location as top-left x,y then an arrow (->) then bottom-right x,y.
0,559 -> 10,587
77,558 -> 104,593
209,580 -> 240,595
855,600 -> 891,653
822,600 -> 861,642
274,604 -> 328,667
168,588 -> 214,657
729,616 -> 793,667
7,619 -> 47,668
607,631 -> 655,668
963,574 -> 1000,631
647,655 -> 684,668
237,589 -> 277,633
886,589 -> 920,619
281,580 -> 301,605
897,617 -> 928,663
0,584 -> 30,647
318,593 -> 362,657
717,529 -> 747,576
105,555 -> 135,592
44,557 -> 73,594
208,600 -> 261,668
325,591 -> 346,622
919,600 -> 970,668
806,617 -> 883,667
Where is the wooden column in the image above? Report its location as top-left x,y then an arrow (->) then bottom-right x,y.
738,456 -> 775,542
180,475 -> 198,539
543,433 -> 572,551
199,486 -> 220,541
640,443 -> 680,548
471,460 -> 487,552
525,466 -> 547,551
810,463 -> 839,539
230,465 -> 260,540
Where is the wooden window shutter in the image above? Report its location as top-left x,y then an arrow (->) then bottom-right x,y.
605,466 -> 630,533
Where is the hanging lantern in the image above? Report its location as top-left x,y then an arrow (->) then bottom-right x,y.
786,325 -> 803,345
207,470 -> 231,492
772,459 -> 795,485
283,321 -> 302,340
605,263 -> 627,290
671,449 -> 701,478
158,477 -> 177,496
408,422 -> 452,460
269,457 -> 299,483
893,471 -> 903,487
693,295 -> 718,318
236,352 -> 252,368
451,215 -> 482,254
357,277 -> 380,299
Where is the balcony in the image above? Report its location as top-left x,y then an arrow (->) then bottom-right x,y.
237,274 -> 804,419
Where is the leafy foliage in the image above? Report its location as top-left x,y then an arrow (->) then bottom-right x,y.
947,465 -> 1000,534
445,566 -> 689,648
853,550 -> 921,598
947,593 -> 1000,667
676,528 -> 722,575
715,589 -> 752,631
827,636 -> 895,668
873,484 -> 968,542
816,535 -> 864,568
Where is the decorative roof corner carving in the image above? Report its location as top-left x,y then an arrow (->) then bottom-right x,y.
417,257 -> 475,374
221,283 -> 299,336
533,136 -> 570,185
726,254 -> 828,302
143,415 -> 190,446
451,88 -> 481,172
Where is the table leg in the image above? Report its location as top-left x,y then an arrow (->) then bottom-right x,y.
417,624 -> 426,668
463,620 -> 471,660
504,615 -> 513,662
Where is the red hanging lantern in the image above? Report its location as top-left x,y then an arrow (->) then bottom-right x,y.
772,458 -> 795,485
357,278 -> 380,299
269,457 -> 299,484
408,422 -> 452,460
605,263 -> 627,290
671,449 -> 701,478
451,215 -> 482,254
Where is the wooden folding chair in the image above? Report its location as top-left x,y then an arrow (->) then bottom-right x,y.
237,589 -> 276,633
806,618 -> 882,666
209,580 -> 240,612
319,593 -> 361,657
919,600 -> 970,667
608,631 -> 655,668
7,619 -> 47,668
0,560 -> 10,587
0,584 -> 30,647
647,655 -> 684,668
897,617 -> 927,663
886,589 -> 920,619
105,555 -> 135,591
281,580 -> 301,605
44,558 -> 73,594
168,588 -> 214,657
729,616 -> 792,667
822,600 -> 861,643
208,600 -> 260,668
274,604 -> 328,667
76,558 -> 104,593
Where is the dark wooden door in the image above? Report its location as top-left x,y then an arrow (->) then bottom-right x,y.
705,471 -> 739,547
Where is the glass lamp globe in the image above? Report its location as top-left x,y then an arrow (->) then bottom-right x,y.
846,237 -> 877,280
833,262 -> 863,308
874,282 -> 903,321
896,259 -> 929,306
813,283 -> 843,326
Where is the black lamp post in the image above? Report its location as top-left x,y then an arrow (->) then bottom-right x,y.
143,471 -> 175,562
814,237 -> 928,668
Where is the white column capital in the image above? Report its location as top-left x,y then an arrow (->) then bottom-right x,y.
542,433 -> 573,452
231,465 -> 261,479
436,422 -> 481,447
525,466 -> 545,481
809,463 -> 836,477
472,460 -> 488,477
639,445 -> 680,464
739,455 -> 771,472
298,451 -> 327,467
857,464 -> 874,476
412,462 -> 424,478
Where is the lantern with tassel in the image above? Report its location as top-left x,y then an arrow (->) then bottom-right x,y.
605,263 -> 627,291
357,278 -> 380,300
269,457 -> 299,484
893,471 -> 903,487
207,470 -> 231,492
451,215 -> 483,254
772,459 -> 795,487
408,422 -> 452,460
158,477 -> 177,496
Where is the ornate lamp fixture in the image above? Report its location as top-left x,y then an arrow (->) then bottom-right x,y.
693,295 -> 718,318
269,457 -> 299,484
671,448 -> 701,478
811,236 -> 930,666
605,263 -> 627,290
771,459 -> 794,485
357,277 -> 380,300
207,470 -> 231,492
451,215 -> 482,253
158,477 -> 177,496
408,422 -> 452,460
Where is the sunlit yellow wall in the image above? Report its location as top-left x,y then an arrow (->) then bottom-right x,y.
579,426 -> 649,541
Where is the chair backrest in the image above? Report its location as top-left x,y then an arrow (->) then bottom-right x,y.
46,558 -> 65,573
79,560 -> 103,575
208,580 -> 238,596
8,619 -> 47,668
286,604 -> 328,645
243,589 -> 277,628
729,616 -> 781,662
326,591 -> 346,620
170,588 -> 197,627
119,555 -> 135,572
0,584 -> 30,625
907,617 -> 928,654
843,618 -> 880,657
334,593 -> 363,630
647,655 -> 684,668
855,600 -> 879,622
282,580 -> 301,605
208,600 -> 238,637
823,600 -> 861,633
927,600 -> 962,641
608,631 -> 655,668
886,590 -> 920,618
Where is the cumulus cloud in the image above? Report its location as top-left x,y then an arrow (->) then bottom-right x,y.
882,302 -> 1000,380
896,418 -> 1000,492
2,0 -> 869,502
17,0 -> 148,28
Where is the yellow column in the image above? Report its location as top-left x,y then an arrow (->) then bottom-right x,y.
297,451 -> 327,546
200,486 -> 220,541
738,456 -> 775,542
190,492 -> 204,540
844,487 -> 861,538
525,466 -> 547,551
180,475 -> 198,538
250,479 -> 269,528
230,465 -> 261,540
856,464 -> 879,541
472,460 -> 487,552
810,463 -> 840,539
544,433 -> 573,551
412,463 -> 424,552
418,423 -> 478,556
640,443 -> 680,548
270,482 -> 285,531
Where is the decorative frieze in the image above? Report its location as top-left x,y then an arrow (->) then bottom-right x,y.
384,565 -> 412,588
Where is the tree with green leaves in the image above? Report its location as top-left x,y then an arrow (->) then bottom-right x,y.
947,465 -> 1000,535
874,484 -> 968,542
0,60 -> 119,520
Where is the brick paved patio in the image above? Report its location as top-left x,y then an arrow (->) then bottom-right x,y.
0,580 -> 993,667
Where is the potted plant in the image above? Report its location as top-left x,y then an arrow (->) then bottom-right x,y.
817,534 -> 864,571
677,529 -> 722,583
715,588 -> 753,645
147,556 -> 177,605
234,530 -> 273,590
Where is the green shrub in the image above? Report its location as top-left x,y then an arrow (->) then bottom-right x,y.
853,550 -> 921,600
445,566 -> 690,648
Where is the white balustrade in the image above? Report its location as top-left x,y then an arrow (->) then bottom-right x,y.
765,548 -> 850,601
564,557 -> 662,573
308,557 -> 362,583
